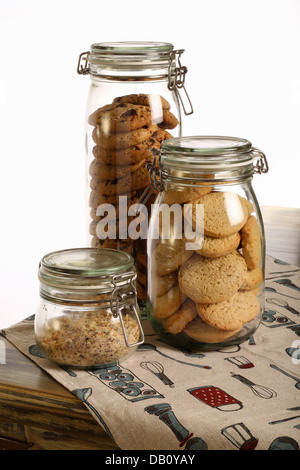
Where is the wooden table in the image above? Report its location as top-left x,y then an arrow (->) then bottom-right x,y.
261,206 -> 300,267
0,206 -> 299,450
0,338 -> 119,450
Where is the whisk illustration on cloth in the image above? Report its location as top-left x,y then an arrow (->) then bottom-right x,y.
138,343 -> 212,369
140,361 -> 174,387
231,373 -> 277,399
266,297 -> 300,316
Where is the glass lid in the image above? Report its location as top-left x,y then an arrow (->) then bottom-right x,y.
39,248 -> 134,279
90,42 -> 174,56
87,41 -> 175,73
160,136 -> 255,171
162,136 -> 252,155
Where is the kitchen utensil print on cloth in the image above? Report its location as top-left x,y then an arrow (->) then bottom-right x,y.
140,361 -> 174,387
268,436 -> 299,450
266,298 -> 300,316
270,364 -> 300,390
274,278 -> 300,293
269,415 -> 300,425
89,365 -> 164,402
73,387 -> 113,439
221,422 -> 258,450
265,286 -> 299,301
266,269 -> 300,281
269,407 -> 300,426
262,309 -> 297,329
187,385 -> 243,411
286,346 -> 300,363
144,402 -> 208,450
225,356 -> 254,369
138,343 -> 212,369
231,373 -> 277,399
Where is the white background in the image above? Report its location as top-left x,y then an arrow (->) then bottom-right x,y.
0,0 -> 299,328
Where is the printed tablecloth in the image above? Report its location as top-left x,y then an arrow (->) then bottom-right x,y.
1,256 -> 300,450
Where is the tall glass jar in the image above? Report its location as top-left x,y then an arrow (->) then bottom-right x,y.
147,136 -> 269,351
77,42 -> 193,309
35,248 -> 144,369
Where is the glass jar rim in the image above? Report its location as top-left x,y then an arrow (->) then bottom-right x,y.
162,135 -> 252,155
90,41 -> 174,56
38,247 -> 135,291
87,41 -> 175,75
155,135 -> 270,182
40,247 -> 133,277
160,135 -> 257,171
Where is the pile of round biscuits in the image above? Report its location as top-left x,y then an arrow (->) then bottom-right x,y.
151,188 -> 263,345
87,94 -> 179,301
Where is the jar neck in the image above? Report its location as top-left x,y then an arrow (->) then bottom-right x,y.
158,136 -> 269,185
161,164 -> 254,186
39,273 -> 136,307
89,68 -> 171,82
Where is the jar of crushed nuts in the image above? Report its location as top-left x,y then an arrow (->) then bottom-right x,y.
35,248 -> 144,369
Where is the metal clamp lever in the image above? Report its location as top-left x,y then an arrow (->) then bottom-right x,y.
110,272 -> 144,348
168,49 -> 194,116
77,51 -> 90,75
134,149 -> 164,215
252,147 -> 269,174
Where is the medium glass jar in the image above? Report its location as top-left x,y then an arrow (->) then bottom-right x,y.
147,136 -> 269,351
77,41 -> 193,308
35,248 -> 144,369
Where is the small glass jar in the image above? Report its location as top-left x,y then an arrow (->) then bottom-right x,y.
146,136 -> 269,351
35,248 -> 144,369
77,42 -> 193,308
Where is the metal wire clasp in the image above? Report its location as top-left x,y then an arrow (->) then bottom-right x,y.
77,51 -> 90,75
168,49 -> 193,116
134,149 -> 164,214
252,148 -> 269,174
110,272 -> 144,348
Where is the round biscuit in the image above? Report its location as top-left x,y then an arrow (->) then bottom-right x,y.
88,102 -> 153,132
92,124 -> 158,149
90,166 -> 150,195
196,290 -> 261,331
184,318 -> 241,343
162,299 -> 197,335
150,271 -> 178,298
90,236 -> 134,253
152,240 -> 193,276
240,266 -> 263,291
164,184 -> 213,205
196,232 -> 241,258
92,138 -> 161,165
113,94 -> 171,110
89,190 -> 136,208
159,109 -> 179,130
89,158 -> 146,180
153,285 -> 186,319
191,191 -> 254,238
240,215 -> 262,269
178,251 -> 247,304
112,94 -> 178,129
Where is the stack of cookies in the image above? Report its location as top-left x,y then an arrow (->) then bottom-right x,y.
150,189 -> 263,345
87,94 -> 179,302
